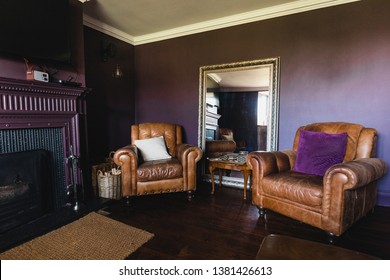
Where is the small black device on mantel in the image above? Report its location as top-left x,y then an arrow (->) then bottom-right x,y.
0,0 -> 72,66
51,78 -> 82,87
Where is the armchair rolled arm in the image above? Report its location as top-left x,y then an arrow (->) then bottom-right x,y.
176,144 -> 203,163
324,158 -> 388,191
113,145 -> 139,196
113,145 -> 138,165
176,144 -> 203,190
247,150 -> 293,177
322,158 -> 387,228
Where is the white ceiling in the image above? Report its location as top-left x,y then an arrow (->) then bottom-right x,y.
209,68 -> 271,89
81,0 -> 360,45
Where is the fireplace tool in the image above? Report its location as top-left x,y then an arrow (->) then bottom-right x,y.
66,146 -> 82,211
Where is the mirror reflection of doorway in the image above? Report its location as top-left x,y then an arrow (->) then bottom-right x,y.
206,68 -> 270,153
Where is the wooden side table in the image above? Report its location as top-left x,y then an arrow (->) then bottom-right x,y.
208,158 -> 252,200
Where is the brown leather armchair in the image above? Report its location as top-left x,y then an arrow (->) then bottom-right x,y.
219,128 -> 246,151
205,139 -> 236,158
113,122 -> 203,202
205,128 -> 236,158
205,128 -> 247,158
247,122 -> 387,240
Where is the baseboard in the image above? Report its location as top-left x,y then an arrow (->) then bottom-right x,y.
376,191 -> 390,207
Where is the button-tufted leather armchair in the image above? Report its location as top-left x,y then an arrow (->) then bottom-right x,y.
113,122 -> 203,203
247,122 -> 388,240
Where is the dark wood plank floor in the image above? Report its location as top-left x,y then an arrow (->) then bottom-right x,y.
100,183 -> 390,260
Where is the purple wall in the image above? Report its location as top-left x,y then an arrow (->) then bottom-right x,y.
134,0 -> 390,205
84,27 -> 135,164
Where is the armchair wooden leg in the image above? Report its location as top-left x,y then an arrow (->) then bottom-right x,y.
258,207 -> 267,218
326,232 -> 338,244
187,191 -> 194,201
124,196 -> 131,206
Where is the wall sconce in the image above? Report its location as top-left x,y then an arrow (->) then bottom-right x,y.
112,64 -> 123,79
101,42 -> 116,62
101,42 -> 124,78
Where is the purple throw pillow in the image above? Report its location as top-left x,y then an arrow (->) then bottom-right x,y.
293,130 -> 348,176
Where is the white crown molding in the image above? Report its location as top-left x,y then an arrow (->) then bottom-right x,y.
208,73 -> 222,84
83,15 -> 135,45
83,0 -> 360,46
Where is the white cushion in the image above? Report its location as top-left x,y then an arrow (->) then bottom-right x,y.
134,136 -> 171,161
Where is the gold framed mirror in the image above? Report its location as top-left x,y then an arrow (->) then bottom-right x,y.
198,57 -> 280,186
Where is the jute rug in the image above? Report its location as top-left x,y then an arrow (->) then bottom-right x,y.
0,212 -> 154,260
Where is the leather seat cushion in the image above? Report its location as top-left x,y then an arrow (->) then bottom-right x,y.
137,158 -> 183,182
262,171 -> 323,207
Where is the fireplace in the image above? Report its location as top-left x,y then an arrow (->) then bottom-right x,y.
205,111 -> 221,140
0,77 -> 88,231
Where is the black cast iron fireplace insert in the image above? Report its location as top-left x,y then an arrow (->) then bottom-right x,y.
0,150 -> 53,234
